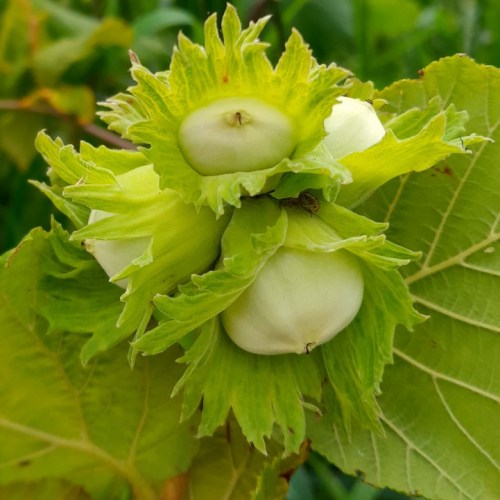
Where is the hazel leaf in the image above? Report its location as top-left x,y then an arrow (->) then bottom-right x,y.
0,226 -> 199,499
308,55 -> 500,500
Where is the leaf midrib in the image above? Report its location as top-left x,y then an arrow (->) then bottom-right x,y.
432,378 -> 500,474
380,416 -> 475,500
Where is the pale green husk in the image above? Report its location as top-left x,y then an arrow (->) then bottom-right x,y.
35,131 -> 232,365
99,5 -> 352,215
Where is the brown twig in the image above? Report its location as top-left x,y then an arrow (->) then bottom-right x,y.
82,123 -> 136,149
0,99 -> 136,150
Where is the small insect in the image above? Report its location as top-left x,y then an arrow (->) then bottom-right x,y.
365,99 -> 373,105
280,192 -> 320,214
460,136 -> 468,152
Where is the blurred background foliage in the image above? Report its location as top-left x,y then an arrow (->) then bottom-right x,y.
286,452 -> 412,500
0,0 -> 498,497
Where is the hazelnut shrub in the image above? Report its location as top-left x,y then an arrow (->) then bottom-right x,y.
29,3 -> 492,488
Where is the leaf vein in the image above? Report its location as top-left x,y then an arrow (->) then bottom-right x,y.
406,444 -> 413,494
433,378 -> 500,473
333,425 -> 348,469
393,348 -> 500,403
381,416 -> 475,500
371,432 -> 381,485
461,262 -> 500,277
421,120 -> 500,269
410,295 -> 500,334
384,173 -> 410,224
0,444 -> 57,469
127,358 -> 151,465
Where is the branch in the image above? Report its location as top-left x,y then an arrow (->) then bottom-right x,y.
81,123 -> 136,150
0,99 -> 137,150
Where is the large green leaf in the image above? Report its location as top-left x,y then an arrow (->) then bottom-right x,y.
308,56 -> 500,500
0,226 -> 199,500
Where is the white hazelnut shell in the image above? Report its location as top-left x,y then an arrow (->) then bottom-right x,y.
324,96 -> 385,159
221,247 -> 364,355
85,210 -> 150,289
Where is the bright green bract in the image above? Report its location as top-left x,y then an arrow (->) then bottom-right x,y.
34,131 -> 233,365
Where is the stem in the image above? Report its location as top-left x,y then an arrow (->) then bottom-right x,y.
0,99 -> 136,150
81,123 -> 135,150
195,0 -> 207,20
